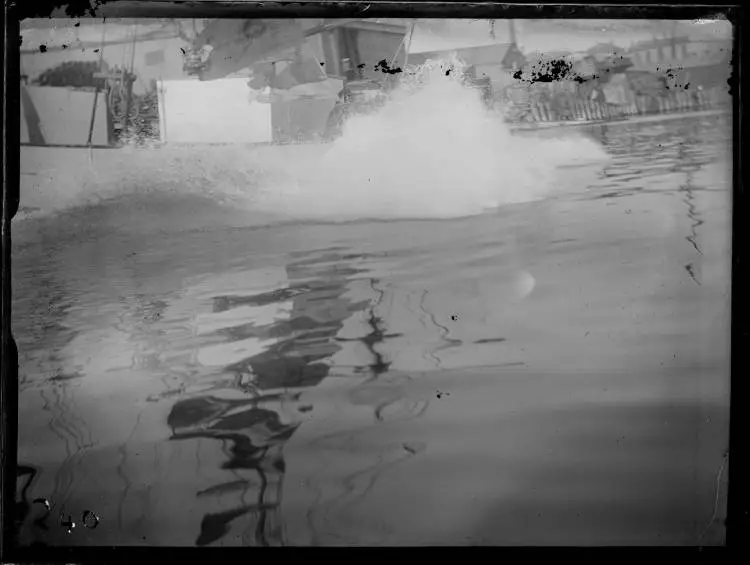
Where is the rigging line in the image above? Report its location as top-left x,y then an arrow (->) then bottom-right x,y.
123,21 -> 140,138
403,21 -> 417,69
306,40 -> 329,81
128,21 -> 140,74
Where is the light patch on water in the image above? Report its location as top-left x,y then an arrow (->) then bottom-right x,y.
194,302 -> 293,335
185,267 -> 290,300
196,335 -> 278,367
19,58 -> 610,224
513,270 -> 536,300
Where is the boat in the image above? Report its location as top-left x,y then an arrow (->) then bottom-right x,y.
185,18 -> 506,143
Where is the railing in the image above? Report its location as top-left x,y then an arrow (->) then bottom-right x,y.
502,85 -> 731,126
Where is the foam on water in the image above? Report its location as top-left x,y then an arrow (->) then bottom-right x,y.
18,60 -> 610,224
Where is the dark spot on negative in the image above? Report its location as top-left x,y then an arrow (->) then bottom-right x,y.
373,59 -> 402,75
39,45 -> 47,53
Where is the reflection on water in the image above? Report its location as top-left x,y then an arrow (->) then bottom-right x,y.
166,253 -> 372,546
13,113 -> 731,547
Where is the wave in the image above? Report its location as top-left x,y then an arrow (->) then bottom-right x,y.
17,61 -> 611,225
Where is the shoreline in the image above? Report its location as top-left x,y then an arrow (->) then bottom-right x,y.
14,108 -> 730,224
18,108 -> 731,152
508,108 -> 729,132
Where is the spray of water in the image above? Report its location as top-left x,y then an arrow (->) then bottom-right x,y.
18,58 -> 610,224
247,57 -> 611,220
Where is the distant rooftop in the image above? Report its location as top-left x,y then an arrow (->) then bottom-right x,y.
587,42 -> 627,55
407,43 -> 521,67
627,35 -> 730,51
628,49 -> 730,72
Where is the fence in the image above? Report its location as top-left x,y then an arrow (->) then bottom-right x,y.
501,84 -> 730,125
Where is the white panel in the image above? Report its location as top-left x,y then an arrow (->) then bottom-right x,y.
159,78 -> 273,144
22,86 -> 108,146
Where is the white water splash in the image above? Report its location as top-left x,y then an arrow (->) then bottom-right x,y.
18,59 -> 610,223
255,59 -> 611,220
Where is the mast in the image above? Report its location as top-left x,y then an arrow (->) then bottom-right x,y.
508,20 -> 517,46
122,21 -> 139,139
86,22 -> 107,146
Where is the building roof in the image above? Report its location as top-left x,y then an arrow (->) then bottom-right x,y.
587,42 -> 625,55
407,43 -> 521,68
524,50 -> 574,62
629,36 -> 691,50
627,49 -> 730,72
322,18 -> 408,35
587,43 -> 630,64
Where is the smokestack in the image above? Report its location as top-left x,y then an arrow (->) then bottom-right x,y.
508,19 -> 517,45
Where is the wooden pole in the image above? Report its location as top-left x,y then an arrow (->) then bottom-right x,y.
87,24 -> 107,146
158,76 -> 167,144
123,21 -> 139,140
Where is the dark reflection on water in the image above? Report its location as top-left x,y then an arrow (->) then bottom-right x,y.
168,399 -> 296,546
165,251 -> 373,546
224,255 -> 371,389
335,279 -> 403,377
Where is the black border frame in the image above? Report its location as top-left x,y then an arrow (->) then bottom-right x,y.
1,1 -> 745,562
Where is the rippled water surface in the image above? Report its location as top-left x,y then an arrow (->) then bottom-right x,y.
13,113 -> 731,546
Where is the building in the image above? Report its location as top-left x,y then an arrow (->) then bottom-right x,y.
627,36 -> 731,69
159,19 -> 411,144
20,23 -> 189,95
627,36 -> 690,67
626,36 -> 732,92
585,43 -> 633,74
316,19 -> 410,80
272,20 -> 410,141
407,43 -> 527,90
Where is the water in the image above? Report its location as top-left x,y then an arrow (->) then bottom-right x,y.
12,73 -> 731,546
